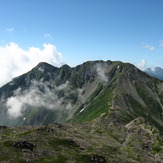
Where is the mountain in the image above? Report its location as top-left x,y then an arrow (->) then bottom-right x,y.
0,60 -> 163,162
0,60 -> 109,126
145,67 -> 163,80
0,60 -> 163,131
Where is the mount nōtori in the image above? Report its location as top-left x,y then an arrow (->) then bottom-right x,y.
0,60 -> 163,162
0,60 -> 163,130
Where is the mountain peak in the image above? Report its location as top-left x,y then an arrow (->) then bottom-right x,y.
145,67 -> 163,80
60,64 -> 71,69
35,62 -> 58,70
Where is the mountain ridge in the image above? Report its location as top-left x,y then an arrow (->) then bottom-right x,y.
0,60 -> 163,162
0,60 -> 162,130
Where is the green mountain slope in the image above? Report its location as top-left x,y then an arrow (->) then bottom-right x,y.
0,60 -> 163,133
70,62 -> 163,132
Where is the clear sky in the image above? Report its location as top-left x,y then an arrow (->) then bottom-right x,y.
0,0 -> 163,86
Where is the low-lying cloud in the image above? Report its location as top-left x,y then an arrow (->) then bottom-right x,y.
0,42 -> 62,87
6,81 -> 72,118
96,63 -> 108,83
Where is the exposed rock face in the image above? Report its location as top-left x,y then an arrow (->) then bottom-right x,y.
91,154 -> 107,163
0,126 -> 7,129
14,141 -> 36,151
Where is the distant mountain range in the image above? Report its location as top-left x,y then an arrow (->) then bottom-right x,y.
0,60 -> 163,162
145,67 -> 163,80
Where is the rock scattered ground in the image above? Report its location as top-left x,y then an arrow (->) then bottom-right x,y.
0,117 -> 162,162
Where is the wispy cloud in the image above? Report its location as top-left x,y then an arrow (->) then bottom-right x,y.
44,34 -> 53,40
0,42 -> 62,87
5,27 -> 14,32
160,40 -> 163,46
0,40 -> 5,44
138,59 -> 147,70
96,63 -> 108,83
143,43 -> 154,51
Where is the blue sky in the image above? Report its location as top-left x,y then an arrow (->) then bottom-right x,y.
0,0 -> 163,85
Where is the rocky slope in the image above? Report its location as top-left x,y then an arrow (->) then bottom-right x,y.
0,117 -> 162,162
70,62 -> 163,133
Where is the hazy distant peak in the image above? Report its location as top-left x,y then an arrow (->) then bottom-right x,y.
145,67 -> 163,80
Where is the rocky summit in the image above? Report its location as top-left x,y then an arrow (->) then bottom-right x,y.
0,60 -> 163,162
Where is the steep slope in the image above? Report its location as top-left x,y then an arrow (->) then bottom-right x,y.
0,60 -> 163,133
71,62 -> 163,132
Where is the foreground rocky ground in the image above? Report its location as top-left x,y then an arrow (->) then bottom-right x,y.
0,117 -> 162,163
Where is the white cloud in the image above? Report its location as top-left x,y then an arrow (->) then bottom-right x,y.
5,28 -> 14,32
44,34 -> 53,40
96,63 -> 108,83
55,81 -> 69,91
150,66 -> 156,72
143,44 -> 154,51
6,81 -> 72,118
0,42 -> 62,87
160,40 -> 163,46
138,59 -> 147,70
6,96 -> 24,118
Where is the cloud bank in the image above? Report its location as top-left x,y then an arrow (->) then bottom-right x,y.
0,42 -> 62,87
